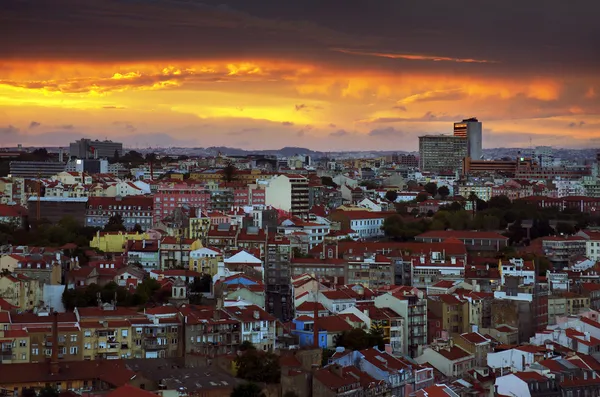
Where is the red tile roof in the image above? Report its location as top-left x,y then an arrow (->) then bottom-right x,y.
514,371 -> 547,382
314,365 -> 361,390
321,290 -> 353,300
436,346 -> 472,361
0,359 -> 135,385
317,315 -> 353,332
107,384 -> 157,397
359,348 -> 410,372
417,230 -> 509,240
460,332 -> 490,345
0,298 -> 17,311
296,301 -> 326,312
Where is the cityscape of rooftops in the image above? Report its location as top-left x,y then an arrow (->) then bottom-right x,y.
1,1 -> 600,397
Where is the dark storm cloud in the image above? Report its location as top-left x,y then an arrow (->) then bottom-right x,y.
330,129 -> 350,137
368,127 -> 405,137
0,125 -> 19,134
1,0 -> 599,76
362,111 -> 465,124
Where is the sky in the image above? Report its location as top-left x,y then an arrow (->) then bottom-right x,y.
1,0 -> 600,151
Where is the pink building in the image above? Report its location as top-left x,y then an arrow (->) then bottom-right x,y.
153,182 -> 210,223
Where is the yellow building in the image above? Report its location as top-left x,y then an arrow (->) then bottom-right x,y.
189,247 -> 222,275
0,254 -> 20,273
188,216 -> 211,240
90,231 -> 151,253
0,274 -> 42,311
0,330 -> 30,364
0,359 -> 137,394
81,320 -> 134,360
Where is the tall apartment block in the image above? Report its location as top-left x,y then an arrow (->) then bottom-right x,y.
454,117 -> 483,160
264,174 -> 309,216
265,235 -> 294,322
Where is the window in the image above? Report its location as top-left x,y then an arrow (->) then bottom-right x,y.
84,343 -> 91,350
32,348 -> 39,355
70,347 -> 78,355
19,340 -> 26,347
84,330 -> 91,337
121,329 -> 128,338
70,335 -> 77,342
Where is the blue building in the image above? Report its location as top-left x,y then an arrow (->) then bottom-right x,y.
291,315 -> 352,349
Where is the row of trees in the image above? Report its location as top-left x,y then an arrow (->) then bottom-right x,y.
62,279 -> 165,309
384,194 -> 595,243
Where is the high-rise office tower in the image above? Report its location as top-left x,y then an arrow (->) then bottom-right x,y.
69,138 -> 123,160
418,135 -> 468,172
454,118 -> 483,159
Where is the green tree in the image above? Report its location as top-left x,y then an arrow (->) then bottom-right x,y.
235,350 -> 280,383
39,386 -> 59,397
382,215 -> 405,240
104,214 -> 126,232
556,222 -> 576,235
230,383 -> 265,397
437,185 -> 450,199
321,348 -> 335,366
320,176 -> 337,188
416,192 -> 429,203
360,181 -> 378,190
21,388 -> 36,397
488,195 -> 511,210
222,161 -> 238,182
467,192 -> 478,216
424,182 -> 437,196
385,190 -> 398,202
112,149 -> 120,163
239,341 -> 256,351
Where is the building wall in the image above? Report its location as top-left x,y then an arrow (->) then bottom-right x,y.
265,175 -> 292,213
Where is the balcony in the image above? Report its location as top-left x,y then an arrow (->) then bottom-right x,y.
144,340 -> 167,350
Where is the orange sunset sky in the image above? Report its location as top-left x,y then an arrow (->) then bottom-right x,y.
1,0 -> 599,151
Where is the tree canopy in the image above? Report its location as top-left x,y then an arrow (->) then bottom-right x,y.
235,349 -> 280,384
335,327 -> 385,351
104,214 -> 127,232
437,185 -> 450,198
230,382 -> 265,397
424,182 -> 437,196
385,190 -> 398,202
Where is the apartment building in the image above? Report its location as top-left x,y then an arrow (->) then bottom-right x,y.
374,287 -> 427,358
224,305 -> 276,351
265,235 -> 294,322
0,330 -> 30,364
328,210 -> 390,239
427,294 -> 470,335
85,196 -> 154,230
159,236 -> 198,270
0,273 -> 43,311
189,247 -> 222,275
578,230 -> 600,262
153,182 -> 210,224
181,306 -> 241,356
264,174 -> 309,216
10,312 -> 82,363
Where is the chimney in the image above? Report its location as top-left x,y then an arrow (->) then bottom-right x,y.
50,311 -> 60,375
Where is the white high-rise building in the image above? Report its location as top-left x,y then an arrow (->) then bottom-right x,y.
454,118 -> 483,160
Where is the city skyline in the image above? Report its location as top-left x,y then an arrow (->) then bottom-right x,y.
1,0 -> 599,150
